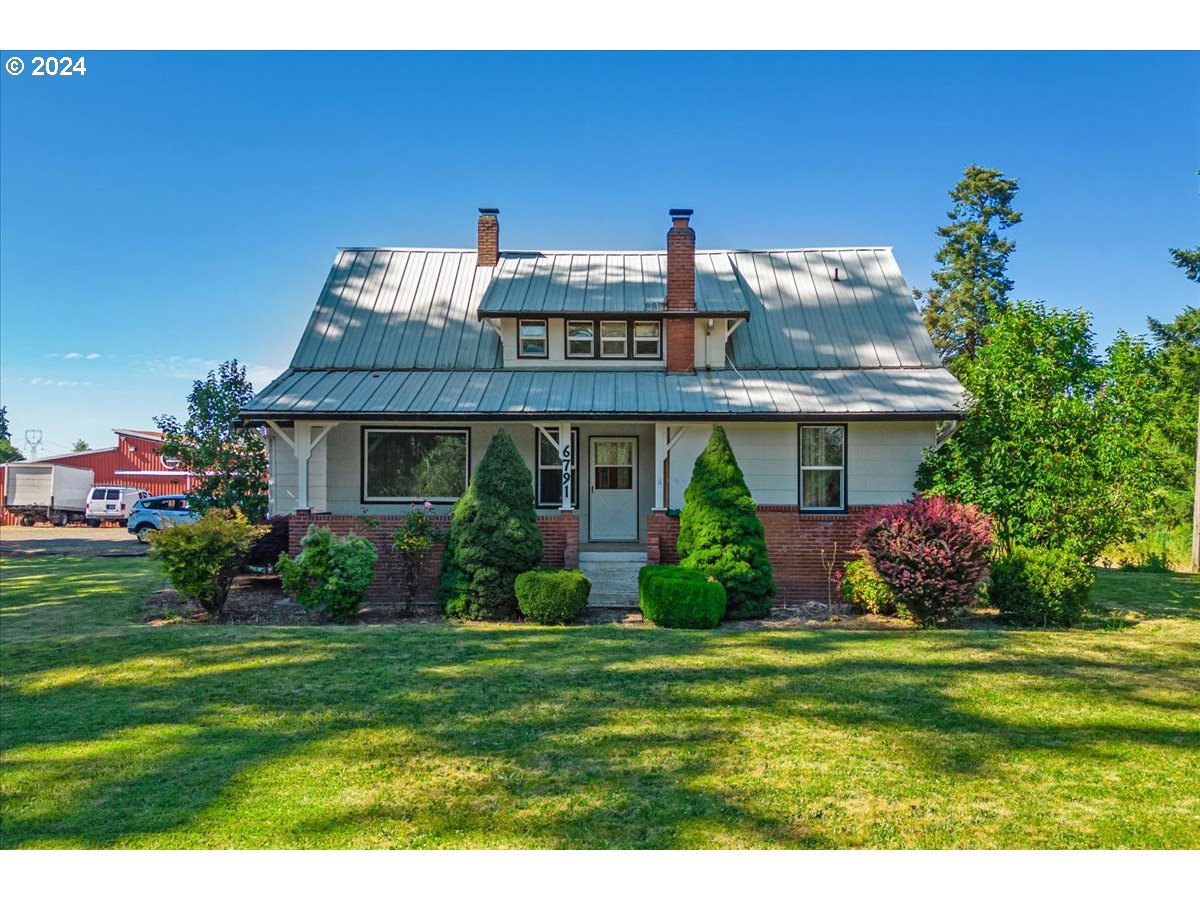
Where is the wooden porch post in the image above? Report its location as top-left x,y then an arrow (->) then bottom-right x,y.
558,420 -> 573,511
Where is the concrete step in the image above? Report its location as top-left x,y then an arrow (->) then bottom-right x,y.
578,551 -> 646,609
579,551 -> 647,563
587,591 -> 640,609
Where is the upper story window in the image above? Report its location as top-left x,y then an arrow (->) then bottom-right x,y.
800,425 -> 845,511
600,321 -> 628,357
559,319 -> 662,361
567,320 -> 595,357
518,319 -> 548,358
633,321 -> 661,358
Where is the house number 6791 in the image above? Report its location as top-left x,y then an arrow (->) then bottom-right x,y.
31,56 -> 87,76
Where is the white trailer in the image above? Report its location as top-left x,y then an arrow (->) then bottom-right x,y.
2,463 -> 94,526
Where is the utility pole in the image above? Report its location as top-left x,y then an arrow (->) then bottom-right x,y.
1192,395 -> 1199,573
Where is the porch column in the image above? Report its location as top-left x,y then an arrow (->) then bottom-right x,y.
558,420 -> 573,511
654,423 -> 667,510
295,422 -> 312,509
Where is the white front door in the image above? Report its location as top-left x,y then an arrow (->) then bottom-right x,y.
589,437 -> 638,541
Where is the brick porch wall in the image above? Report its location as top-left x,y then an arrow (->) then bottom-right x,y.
646,505 -> 877,603
288,509 -> 579,609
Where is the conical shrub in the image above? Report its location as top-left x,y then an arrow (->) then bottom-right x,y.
677,425 -> 775,619
440,428 -> 543,619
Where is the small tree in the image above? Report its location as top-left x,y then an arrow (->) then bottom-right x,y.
278,526 -> 378,623
439,429 -> 542,620
677,425 -> 775,619
392,502 -> 443,616
154,360 -> 269,522
71,439 -> 91,452
148,510 -> 267,621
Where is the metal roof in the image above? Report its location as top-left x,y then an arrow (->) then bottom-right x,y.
477,251 -> 749,317
243,367 -> 964,420
289,250 -> 502,371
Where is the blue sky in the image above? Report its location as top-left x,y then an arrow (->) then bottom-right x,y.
1,51 -> 1197,454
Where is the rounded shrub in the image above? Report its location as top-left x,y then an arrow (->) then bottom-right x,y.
840,557 -> 897,615
439,428 -> 543,620
676,425 -> 775,620
515,568 -> 591,625
991,545 -> 1093,627
149,509 -> 267,620
858,496 -> 994,628
638,564 -> 727,629
277,526 -> 379,623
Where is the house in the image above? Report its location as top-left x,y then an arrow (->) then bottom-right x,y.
0,429 -> 196,526
242,209 -> 964,605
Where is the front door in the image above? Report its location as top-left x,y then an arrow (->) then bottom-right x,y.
589,437 -> 638,541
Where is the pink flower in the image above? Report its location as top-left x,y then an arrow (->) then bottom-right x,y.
423,500 -> 433,511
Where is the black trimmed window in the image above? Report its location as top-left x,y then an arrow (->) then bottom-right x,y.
599,321 -> 628,358
566,320 -> 595,357
363,428 -> 470,502
633,320 -> 662,358
518,319 -> 548,358
536,427 -> 580,508
800,425 -> 846,511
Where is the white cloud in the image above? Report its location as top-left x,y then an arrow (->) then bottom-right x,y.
46,352 -> 58,358
86,353 -> 101,360
64,352 -> 83,359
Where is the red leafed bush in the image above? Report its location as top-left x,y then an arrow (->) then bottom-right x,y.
858,496 -> 994,627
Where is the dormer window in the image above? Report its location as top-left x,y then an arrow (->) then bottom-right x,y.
567,320 -> 595,357
633,321 -> 662,358
518,319 -> 548,358
600,321 -> 628,358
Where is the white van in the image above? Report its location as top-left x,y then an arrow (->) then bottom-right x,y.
85,486 -> 149,527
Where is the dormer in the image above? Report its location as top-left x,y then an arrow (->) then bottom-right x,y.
474,209 -> 749,371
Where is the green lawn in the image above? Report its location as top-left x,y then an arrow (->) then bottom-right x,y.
1,555 -> 1197,849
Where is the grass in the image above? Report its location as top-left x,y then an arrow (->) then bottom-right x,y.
1,556 -> 1197,849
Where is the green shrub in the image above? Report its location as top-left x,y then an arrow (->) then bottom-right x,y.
392,503 -> 444,616
840,557 -> 897,615
277,526 -> 378,623
991,545 -> 1094,627
676,425 -> 775,619
439,429 -> 543,620
515,568 -> 591,625
148,510 -> 267,620
638,564 -> 727,629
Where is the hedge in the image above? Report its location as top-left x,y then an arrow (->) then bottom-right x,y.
638,564 -> 727,629
991,545 -> 1094,627
515,568 -> 591,625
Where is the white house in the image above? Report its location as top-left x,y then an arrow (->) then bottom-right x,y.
242,209 -> 964,605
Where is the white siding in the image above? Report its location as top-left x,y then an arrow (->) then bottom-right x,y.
846,421 -> 935,506
693,318 -> 728,370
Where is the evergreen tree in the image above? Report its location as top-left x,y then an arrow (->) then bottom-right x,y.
154,360 -> 269,522
440,428 -> 542,620
1168,170 -> 1200,284
72,439 -> 91,452
1146,306 -> 1200,528
0,407 -> 24,463
677,425 -> 775,619
917,165 -> 1023,365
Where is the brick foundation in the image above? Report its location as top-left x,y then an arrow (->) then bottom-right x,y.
647,505 -> 876,603
287,509 -> 579,610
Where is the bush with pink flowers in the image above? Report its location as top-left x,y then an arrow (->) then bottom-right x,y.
857,496 -> 994,628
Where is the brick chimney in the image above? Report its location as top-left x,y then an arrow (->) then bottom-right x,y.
665,208 -> 695,372
477,207 -> 499,266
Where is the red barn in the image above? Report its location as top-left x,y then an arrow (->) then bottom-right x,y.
1,429 -> 197,525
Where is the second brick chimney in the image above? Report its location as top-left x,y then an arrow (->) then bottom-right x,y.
477,208 -> 499,266
665,208 -> 696,372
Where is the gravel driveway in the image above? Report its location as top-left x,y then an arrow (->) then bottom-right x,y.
0,525 -> 148,557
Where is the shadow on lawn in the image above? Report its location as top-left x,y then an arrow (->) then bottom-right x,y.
4,609 -> 1200,848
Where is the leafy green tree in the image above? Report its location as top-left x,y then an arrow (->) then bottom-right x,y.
0,407 -> 23,463
1146,306 -> 1199,528
154,360 -> 269,522
1170,248 -> 1200,284
439,428 -> 542,620
71,439 -> 90,452
917,301 -> 1164,561
916,165 -> 1023,365
677,425 -> 775,619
